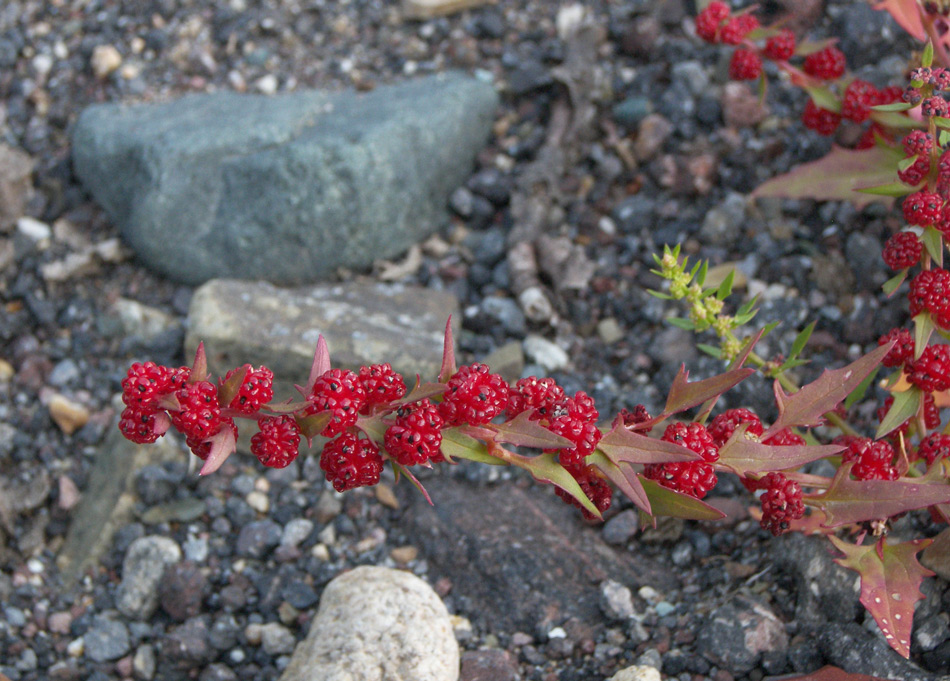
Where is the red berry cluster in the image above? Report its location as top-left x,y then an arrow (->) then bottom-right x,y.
835,436 -> 899,481
757,472 -> 805,536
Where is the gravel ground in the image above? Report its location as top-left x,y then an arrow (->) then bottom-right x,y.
1,0 -> 946,680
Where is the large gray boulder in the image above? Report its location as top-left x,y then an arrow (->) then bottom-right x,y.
72,73 -> 498,284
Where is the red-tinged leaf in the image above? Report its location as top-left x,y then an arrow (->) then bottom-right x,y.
812,464 -> 950,527
492,412 -> 575,449
392,381 -> 447,407
304,335 -> 331,395
356,414 -> 387,443
751,145 -> 906,209
217,365 -> 248,411
189,342 -> 209,383
638,475 -> 727,521
261,399 -> 311,415
717,436 -> 843,476
762,343 -> 893,439
597,424 -> 700,465
875,386 -> 921,439
391,461 -> 434,505
294,411 -> 332,446
438,317 -> 457,384
830,535 -> 934,659
588,450 -> 652,515
777,665 -> 905,681
198,423 -> 238,475
872,0 -> 926,41
503,450 -> 601,518
663,365 -> 755,417
153,411 -> 172,437
695,327 -> 766,422
439,428 -> 505,466
794,38 -> 838,57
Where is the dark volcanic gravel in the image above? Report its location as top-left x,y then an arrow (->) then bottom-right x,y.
1,1 -> 947,680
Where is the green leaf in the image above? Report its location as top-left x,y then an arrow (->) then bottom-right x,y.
882,270 -> 908,297
804,85 -> 841,113
667,317 -> 696,331
439,428 -> 505,465
856,182 -> 919,197
923,39 -> 935,68
509,451 -> 601,518
697,344 -> 723,359
924,226 -> 945,268
870,110 -> 923,129
390,461 -> 433,505
763,343 -> 893,439
696,260 -> 709,287
814,464 -> 950,527
736,295 -> 759,318
647,289 -> 674,300
789,321 -> 816,361
216,364 -> 249,411
941,129 -> 950,148
639,476 -> 727,521
294,412 -> 332,445
663,365 -> 755,417
897,154 -> 919,172
776,357 -> 810,372
844,366 -> 879,409
830,535 -> 935,659
871,101 -> 914,112
794,38 -> 837,56
716,269 -> 735,300
752,145 -> 907,208
914,312 -> 935,360
875,387 -> 921,439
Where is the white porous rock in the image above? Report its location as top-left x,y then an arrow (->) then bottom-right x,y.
608,665 -> 661,681
115,536 -> 181,620
279,566 -> 458,681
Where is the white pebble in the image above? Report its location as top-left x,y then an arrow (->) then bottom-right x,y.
246,490 -> 270,513
255,74 -> 278,95
17,216 -> 52,243
523,335 -> 570,372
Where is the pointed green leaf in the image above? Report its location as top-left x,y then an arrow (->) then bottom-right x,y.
914,312 -> 935,360
394,381 -> 447,407
844,366 -> 879,408
667,317 -> 697,331
789,321 -> 816,361
439,428 -> 505,465
639,476 -> 727,521
663,365 -> 755,416
923,39 -> 935,67
647,289 -> 674,300
897,154 -> 919,172
216,364 -> 248,411
492,411 -> 574,449
697,344 -> 723,359
794,38 -> 838,56
941,129 -> 950,148
716,268 -> 735,301
924,226 -> 945,268
870,110 -> 923,129
763,343 -> 893,439
882,269 -> 908,297
856,182 -> 919,197
830,535 -> 935,659
937,117 -> 950,131
390,461 -> 434,505
696,260 -> 709,287
875,387 -> 921,439
871,101 -> 914,112
804,85 -> 841,113
813,464 -> 950,527
505,451 -> 600,518
294,411 -> 332,445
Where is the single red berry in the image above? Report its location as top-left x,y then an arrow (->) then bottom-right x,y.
439,363 -> 510,426
875,85 -> 904,105
119,405 -> 162,444
546,392 -> 602,466
762,428 -> 806,446
252,415 -> 301,468
662,421 -> 719,462
320,431 -> 384,492
384,398 -> 445,466
122,361 -> 173,409
695,1 -> 731,43
907,343 -> 950,393
878,327 -> 915,368
908,268 -> 950,328
882,232 -> 922,270
801,99 -> 841,136
729,49 -> 762,81
904,86 -> 923,105
840,79 -> 879,123
922,96 -> 949,118
903,190 -> 944,226
803,46 -> 846,80
764,29 -> 795,61
917,433 -> 950,466
171,380 -> 222,441
912,67 -> 933,83
507,376 -> 567,421
759,472 -> 805,536
839,437 -> 898,481
903,130 -> 934,158
554,464 -> 612,522
308,368 -> 367,437
933,68 -> 950,90
720,13 -> 760,45
358,363 -> 407,412
221,364 -> 274,415
898,155 -> 930,186
708,408 -> 764,447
